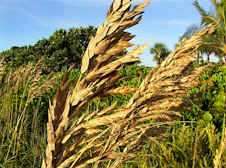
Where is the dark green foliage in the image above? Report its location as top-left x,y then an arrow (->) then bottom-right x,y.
0,46 -> 34,70
0,26 -> 97,74
183,62 -> 226,131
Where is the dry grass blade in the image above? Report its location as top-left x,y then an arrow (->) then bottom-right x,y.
42,0 -> 151,168
0,58 -> 5,82
80,0 -> 148,74
43,11 -> 216,168
0,59 -> 59,166
99,86 -> 136,97
45,108 -> 55,168
1,58 -> 59,102
42,0 -> 217,166
59,25 -> 216,167
213,116 -> 226,168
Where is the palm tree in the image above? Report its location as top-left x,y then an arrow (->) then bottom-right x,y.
194,0 -> 226,63
150,43 -> 170,66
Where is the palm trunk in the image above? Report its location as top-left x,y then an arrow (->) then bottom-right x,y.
207,53 -> 210,62
157,53 -> 161,65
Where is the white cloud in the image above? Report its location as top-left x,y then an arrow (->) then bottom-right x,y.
152,19 -> 194,27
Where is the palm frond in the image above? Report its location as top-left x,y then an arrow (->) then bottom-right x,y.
194,1 -> 208,18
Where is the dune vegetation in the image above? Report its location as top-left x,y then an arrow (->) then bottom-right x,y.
0,0 -> 225,168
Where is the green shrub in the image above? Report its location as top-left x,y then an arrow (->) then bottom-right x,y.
183,62 -> 226,131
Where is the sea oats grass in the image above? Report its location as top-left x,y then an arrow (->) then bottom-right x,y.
41,0 -> 219,167
0,59 -> 59,167
214,115 -> 226,168
0,59 -> 5,82
42,0 -> 151,167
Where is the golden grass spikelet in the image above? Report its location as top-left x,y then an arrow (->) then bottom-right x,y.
42,0 -> 217,167
1,58 -> 58,102
81,0 -> 151,74
0,58 -> 5,82
100,86 -> 136,97
65,25 -> 217,166
42,0 -> 151,167
0,59 -> 59,165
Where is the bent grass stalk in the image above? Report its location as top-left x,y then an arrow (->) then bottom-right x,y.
214,114 -> 226,168
42,0 -> 217,167
0,59 -> 58,166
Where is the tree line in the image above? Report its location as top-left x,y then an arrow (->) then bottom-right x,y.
1,0 -> 225,71
0,26 -> 97,74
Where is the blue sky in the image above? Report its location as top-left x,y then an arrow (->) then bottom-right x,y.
1,0 -> 213,66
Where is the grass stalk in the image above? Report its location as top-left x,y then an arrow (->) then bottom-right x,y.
214,114 -> 226,168
41,1 -> 217,168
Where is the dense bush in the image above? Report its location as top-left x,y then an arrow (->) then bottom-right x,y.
183,62 -> 226,131
0,26 -> 97,74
